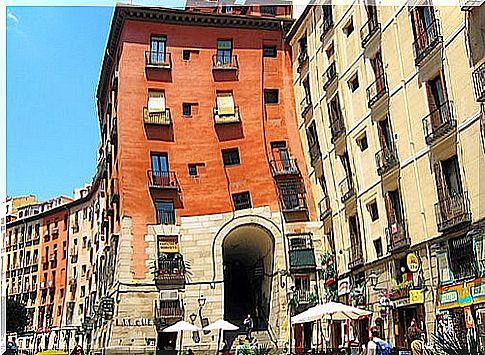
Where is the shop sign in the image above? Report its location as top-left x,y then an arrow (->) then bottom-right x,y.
406,252 -> 421,273
439,290 -> 458,306
159,236 -> 179,253
471,282 -> 485,301
464,306 -> 475,329
115,318 -> 153,326
437,280 -> 485,309
409,289 -> 424,304
393,298 -> 410,308
338,277 -> 350,296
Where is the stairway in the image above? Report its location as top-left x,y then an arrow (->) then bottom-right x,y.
228,329 -> 276,352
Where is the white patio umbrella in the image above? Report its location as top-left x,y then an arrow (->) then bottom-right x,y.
203,319 -> 239,354
292,302 -> 371,324
163,320 -> 201,351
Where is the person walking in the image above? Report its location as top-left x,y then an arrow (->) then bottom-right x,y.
407,318 -> 424,355
243,314 -> 254,340
367,327 -> 392,355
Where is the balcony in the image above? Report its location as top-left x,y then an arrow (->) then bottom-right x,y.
154,259 -> 185,288
69,278 -> 77,288
156,209 -> 176,225
297,51 -> 309,74
472,62 -> 485,102
339,176 -> 355,204
143,108 -> 172,126
145,51 -> 172,70
330,118 -> 346,144
360,16 -> 381,48
270,158 -> 301,177
212,55 -> 239,71
213,106 -> 241,125
48,280 -> 55,289
375,145 -> 399,176
366,73 -> 388,108
147,170 -> 180,191
288,233 -> 316,271
348,247 -> 364,270
319,195 -> 332,221
386,221 -> 409,253
460,0 -> 483,11
413,18 -> 442,66
153,299 -> 183,323
320,16 -> 333,41
294,290 -> 316,305
323,62 -> 337,90
51,227 -> 59,237
422,101 -> 456,145
300,96 -> 312,118
309,143 -> 321,167
435,192 -> 472,232
279,182 -> 308,214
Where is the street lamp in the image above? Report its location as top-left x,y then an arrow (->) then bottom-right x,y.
189,313 -> 197,324
369,272 -> 379,288
197,295 -> 206,308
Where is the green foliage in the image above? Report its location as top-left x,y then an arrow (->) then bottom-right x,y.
6,298 -> 28,334
307,292 -> 318,305
146,351 -> 155,355
430,333 -> 484,355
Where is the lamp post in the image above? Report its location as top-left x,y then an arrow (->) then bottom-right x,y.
287,288 -> 294,355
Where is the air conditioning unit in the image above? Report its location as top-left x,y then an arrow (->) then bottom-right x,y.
160,290 -> 178,301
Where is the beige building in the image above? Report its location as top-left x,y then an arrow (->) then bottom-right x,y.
288,0 -> 484,350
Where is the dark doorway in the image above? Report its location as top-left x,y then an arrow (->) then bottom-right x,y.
156,331 -> 177,355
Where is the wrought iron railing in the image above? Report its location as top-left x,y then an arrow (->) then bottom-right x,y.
270,158 -> 300,176
360,16 -> 381,48
413,18 -> 442,65
147,170 -> 179,190
422,100 -> 456,145
309,142 -> 321,167
300,96 -> 312,117
472,62 -> 485,102
153,299 -> 183,320
143,108 -> 172,125
375,145 -> 399,176
212,54 -> 239,70
386,220 -> 409,253
213,106 -> 241,124
320,15 -> 333,41
330,117 -> 345,143
339,176 -> 355,203
366,72 -> 388,108
156,209 -> 176,225
435,192 -> 471,232
154,259 -> 185,286
319,195 -> 331,221
145,51 -> 172,69
348,247 -> 364,269
323,62 -> 337,90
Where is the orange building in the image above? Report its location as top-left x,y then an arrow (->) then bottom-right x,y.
92,3 -> 328,353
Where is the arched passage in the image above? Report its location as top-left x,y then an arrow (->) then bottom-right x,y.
223,224 -> 275,328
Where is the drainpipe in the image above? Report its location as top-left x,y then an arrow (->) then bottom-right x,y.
58,204 -> 70,352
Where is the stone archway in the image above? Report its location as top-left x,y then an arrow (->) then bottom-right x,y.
222,224 -> 275,328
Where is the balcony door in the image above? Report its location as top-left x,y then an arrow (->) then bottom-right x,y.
378,117 -> 393,151
349,216 -> 362,261
217,39 -> 232,65
271,142 -> 291,172
148,91 -> 165,114
441,156 -> 463,197
371,52 -> 385,92
150,36 -> 166,64
411,6 -> 434,49
427,73 -> 449,128
386,189 -> 403,227
151,153 -> 169,186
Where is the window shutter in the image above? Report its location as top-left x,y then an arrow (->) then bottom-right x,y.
433,162 -> 446,201
148,91 -> 165,112
217,93 -> 235,115
384,192 -> 396,226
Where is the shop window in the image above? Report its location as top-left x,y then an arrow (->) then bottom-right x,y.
436,251 -> 452,284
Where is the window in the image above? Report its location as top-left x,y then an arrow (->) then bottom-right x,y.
216,92 -> 235,115
448,235 -> 476,280
155,201 -> 175,225
264,90 -> 279,104
232,192 -> 252,210
357,133 -> 368,151
426,72 -> 449,126
182,50 -> 191,61
367,201 -> 379,221
260,6 -> 276,16
80,286 -> 85,298
302,77 -> 311,103
150,35 -> 166,64
63,215 -> 68,230
326,43 -> 334,59
298,36 -> 308,57
436,251 -> 452,284
222,148 -> 240,166
263,46 -> 277,58
148,90 -> 165,113
348,74 -> 359,92
62,241 -> 67,259
343,17 -> 354,36
441,156 -> 463,196
217,39 -> 232,65
82,265 -> 87,277
82,236 -> 87,249
188,164 -> 198,176
373,238 -> 383,258
83,208 -> 87,220
182,103 -> 192,117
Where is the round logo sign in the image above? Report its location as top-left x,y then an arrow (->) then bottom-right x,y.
407,252 -> 421,273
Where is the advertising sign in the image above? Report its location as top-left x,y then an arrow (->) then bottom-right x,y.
406,252 -> 421,273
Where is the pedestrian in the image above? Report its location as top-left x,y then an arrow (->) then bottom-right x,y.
367,326 -> 392,355
243,314 -> 254,340
236,336 -> 246,355
407,318 -> 424,355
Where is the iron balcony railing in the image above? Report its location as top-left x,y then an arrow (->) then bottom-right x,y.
339,176 -> 355,203
422,100 -> 456,145
300,96 -> 312,117
111,118 -> 117,142
348,247 -> 364,270
320,16 -> 333,41
145,51 -> 172,69
319,195 -> 332,221
270,158 -> 301,176
472,62 -> 485,102
212,54 -> 239,71
366,72 -> 388,108
294,290 -> 313,304
375,145 -> 399,176
154,259 -> 185,287
153,299 -> 183,320
147,170 -> 179,190
143,108 -> 172,126
323,62 -> 337,90
413,18 -> 442,65
435,192 -> 472,232
213,106 -> 241,124
461,0 -> 484,11
308,142 -> 321,167
281,192 -> 308,213
386,220 -> 409,253
360,16 -> 381,48
297,50 -> 309,70
330,117 -> 346,143
156,209 -> 176,225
